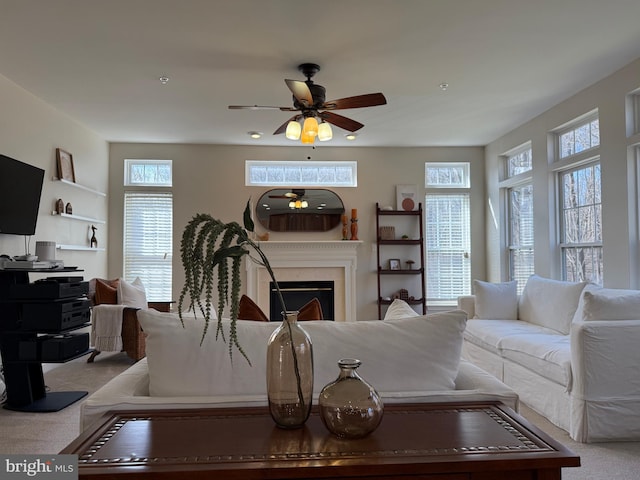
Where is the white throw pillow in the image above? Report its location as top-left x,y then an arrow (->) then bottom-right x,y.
137,309 -> 468,397
383,299 -> 419,320
473,279 -> 518,320
581,288 -> 640,321
117,277 -> 147,309
519,275 -> 586,334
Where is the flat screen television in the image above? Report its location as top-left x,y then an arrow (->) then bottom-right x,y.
0,154 -> 45,236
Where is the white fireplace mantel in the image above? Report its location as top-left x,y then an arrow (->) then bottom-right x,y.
246,241 -> 362,322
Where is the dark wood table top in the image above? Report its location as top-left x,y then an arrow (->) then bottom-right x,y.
62,401 -> 580,479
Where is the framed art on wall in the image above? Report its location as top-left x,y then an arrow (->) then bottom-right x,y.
56,148 -> 76,182
396,184 -> 418,211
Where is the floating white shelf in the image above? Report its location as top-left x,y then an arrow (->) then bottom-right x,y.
56,245 -> 105,252
51,212 -> 105,224
52,177 -> 106,197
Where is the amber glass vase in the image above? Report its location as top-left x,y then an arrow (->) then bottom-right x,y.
266,311 -> 314,428
319,358 -> 384,438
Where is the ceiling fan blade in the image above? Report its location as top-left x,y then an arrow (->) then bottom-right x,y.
273,115 -> 301,135
285,79 -> 313,106
321,93 -> 387,110
229,105 -> 298,111
319,111 -> 364,132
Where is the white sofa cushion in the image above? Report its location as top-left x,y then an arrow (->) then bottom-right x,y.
137,310 -> 467,398
473,279 -> 518,320
519,275 -> 586,334
581,288 -> 640,321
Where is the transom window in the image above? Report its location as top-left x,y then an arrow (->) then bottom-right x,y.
558,117 -> 600,159
245,160 -> 357,187
124,159 -> 172,186
507,147 -> 532,177
425,162 -> 470,188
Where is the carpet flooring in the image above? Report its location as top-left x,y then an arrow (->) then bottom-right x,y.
1,353 -> 639,479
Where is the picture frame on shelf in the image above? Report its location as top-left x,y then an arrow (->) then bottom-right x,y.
56,148 -> 76,182
396,184 -> 418,211
388,258 -> 401,270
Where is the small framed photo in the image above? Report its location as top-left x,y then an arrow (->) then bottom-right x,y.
56,148 -> 76,182
388,259 -> 401,270
396,184 -> 418,211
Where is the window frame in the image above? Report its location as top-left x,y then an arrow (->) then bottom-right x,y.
245,160 -> 357,187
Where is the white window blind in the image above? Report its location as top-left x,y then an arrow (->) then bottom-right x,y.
123,192 -> 173,301
425,193 -> 471,303
508,183 -> 534,293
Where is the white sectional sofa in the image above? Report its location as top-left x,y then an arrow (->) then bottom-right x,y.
458,275 -> 640,443
79,308 -> 519,431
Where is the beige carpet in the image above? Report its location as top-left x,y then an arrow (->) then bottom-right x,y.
2,355 -> 640,479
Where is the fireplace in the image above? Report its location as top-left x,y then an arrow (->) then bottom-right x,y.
269,280 -> 335,320
245,241 -> 361,322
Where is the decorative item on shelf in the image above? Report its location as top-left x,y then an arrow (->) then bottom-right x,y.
267,310 -> 314,429
90,225 -> 98,248
399,288 -> 409,301
406,260 -> 415,270
379,226 -> 395,240
401,234 -> 409,240
257,232 -> 269,241
319,358 -> 384,438
56,148 -> 76,182
341,214 -> 348,240
396,184 -> 418,211
65,202 -> 73,214
350,208 -> 358,240
388,258 -> 401,270
55,199 -> 64,214
178,200 -> 313,429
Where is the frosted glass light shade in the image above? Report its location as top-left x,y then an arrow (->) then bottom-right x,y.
301,131 -> 316,144
318,122 -> 333,141
285,121 -> 302,140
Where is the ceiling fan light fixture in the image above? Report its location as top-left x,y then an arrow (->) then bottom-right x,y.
318,122 -> 333,141
285,120 -> 301,140
302,116 -> 319,137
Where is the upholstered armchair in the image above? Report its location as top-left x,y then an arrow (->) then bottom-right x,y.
87,278 -> 171,362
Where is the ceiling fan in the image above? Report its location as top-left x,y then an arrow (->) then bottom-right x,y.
229,63 -> 386,143
268,189 -> 306,200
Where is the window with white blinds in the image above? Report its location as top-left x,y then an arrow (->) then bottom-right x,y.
425,193 -> 471,304
123,192 -> 173,301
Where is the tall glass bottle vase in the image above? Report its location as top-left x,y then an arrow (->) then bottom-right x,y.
266,311 -> 314,428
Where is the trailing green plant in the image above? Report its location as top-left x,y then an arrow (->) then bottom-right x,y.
177,200 -> 287,362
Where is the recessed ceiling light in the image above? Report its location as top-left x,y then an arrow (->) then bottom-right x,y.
439,82 -> 449,91
159,76 -> 170,85
345,133 -> 357,141
248,131 -> 263,139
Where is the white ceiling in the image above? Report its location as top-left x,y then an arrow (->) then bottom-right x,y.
2,0 -> 640,148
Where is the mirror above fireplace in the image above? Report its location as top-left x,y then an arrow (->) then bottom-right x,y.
256,188 -> 345,232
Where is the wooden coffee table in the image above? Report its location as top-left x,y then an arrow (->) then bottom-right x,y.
61,401 -> 579,479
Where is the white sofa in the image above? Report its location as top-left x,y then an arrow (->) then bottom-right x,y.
458,275 -> 640,443
79,307 -> 519,431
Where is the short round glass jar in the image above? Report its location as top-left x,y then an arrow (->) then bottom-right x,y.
318,358 -> 384,438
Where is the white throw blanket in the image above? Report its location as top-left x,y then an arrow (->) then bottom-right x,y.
91,305 -> 126,352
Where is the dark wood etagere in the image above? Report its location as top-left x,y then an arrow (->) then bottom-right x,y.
0,268 -> 92,412
376,203 -> 426,319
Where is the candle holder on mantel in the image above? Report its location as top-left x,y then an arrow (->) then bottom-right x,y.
342,214 -> 348,240
350,209 -> 359,241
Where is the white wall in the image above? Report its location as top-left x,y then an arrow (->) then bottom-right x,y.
0,74 -> 109,279
108,144 -> 485,319
484,57 -> 640,288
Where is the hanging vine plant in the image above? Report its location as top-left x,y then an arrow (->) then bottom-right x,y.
177,200 -> 287,362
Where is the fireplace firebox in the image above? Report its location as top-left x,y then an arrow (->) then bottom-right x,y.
269,281 -> 335,321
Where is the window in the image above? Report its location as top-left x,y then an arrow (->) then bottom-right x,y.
123,160 -> 173,301
425,163 -> 471,304
245,160 -> 357,187
502,146 -> 534,293
558,117 -> 600,159
559,162 -> 603,284
508,184 -> 534,291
